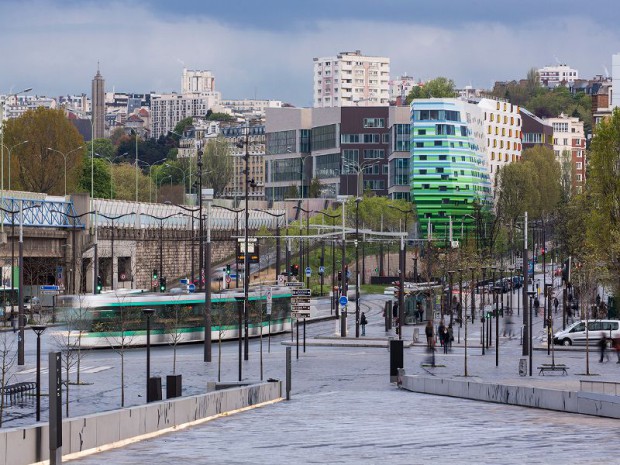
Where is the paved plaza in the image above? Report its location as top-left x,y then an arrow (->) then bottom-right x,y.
3,288 -> 619,463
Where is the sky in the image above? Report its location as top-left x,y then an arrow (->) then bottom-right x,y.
1,0 -> 619,106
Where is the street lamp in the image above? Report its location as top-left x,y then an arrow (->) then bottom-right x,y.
156,174 -> 172,201
527,289 -> 536,376
253,209 -> 284,277
165,163 -> 188,201
1,140 -> 28,192
293,205 -> 311,288
140,212 -> 181,292
143,308 -> 155,402
31,324 -> 46,421
98,212 -> 136,290
47,146 -> 83,196
1,87 -> 32,230
354,197 -> 361,338
316,210 -> 339,316
137,158 -> 167,203
167,203 -> 200,285
388,204 -> 415,281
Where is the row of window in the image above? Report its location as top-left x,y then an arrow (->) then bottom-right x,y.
414,140 -> 470,149
490,152 -> 520,162
489,139 -> 521,151
412,110 -> 461,122
341,133 -> 389,144
487,113 -> 520,125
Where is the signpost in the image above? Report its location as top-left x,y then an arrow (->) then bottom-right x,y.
339,295 -> 348,337
40,285 -> 60,296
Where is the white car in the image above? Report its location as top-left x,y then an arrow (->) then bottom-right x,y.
553,320 -> 620,346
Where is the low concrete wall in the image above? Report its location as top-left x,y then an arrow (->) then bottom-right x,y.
0,381 -> 282,465
401,375 -> 620,419
580,380 -> 620,396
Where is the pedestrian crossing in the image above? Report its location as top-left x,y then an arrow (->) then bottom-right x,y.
16,365 -> 112,375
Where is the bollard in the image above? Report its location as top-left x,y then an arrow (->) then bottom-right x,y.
389,339 -> 404,383
286,347 -> 291,400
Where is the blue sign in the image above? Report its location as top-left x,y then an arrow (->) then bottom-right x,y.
188,283 -> 196,293
339,296 -> 348,306
305,267 -> 312,278
41,285 -> 59,291
180,278 -> 189,285
319,266 -> 325,275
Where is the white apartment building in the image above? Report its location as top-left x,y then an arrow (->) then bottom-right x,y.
545,114 -> 586,193
313,50 -> 390,107
150,92 -> 219,138
538,64 -> 579,87
182,69 -> 216,94
477,98 -> 522,189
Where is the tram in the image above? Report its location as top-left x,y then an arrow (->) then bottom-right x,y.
53,286 -> 292,348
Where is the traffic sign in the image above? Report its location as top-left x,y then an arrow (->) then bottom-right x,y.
305,267 -> 311,278
41,285 -> 59,291
292,288 -> 311,297
319,266 -> 325,275
277,274 -> 286,286
188,284 -> 196,292
267,287 -> 273,304
225,276 -> 231,284
286,281 -> 303,287
339,296 -> 348,306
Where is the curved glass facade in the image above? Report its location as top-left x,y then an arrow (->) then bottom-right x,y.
410,100 -> 492,240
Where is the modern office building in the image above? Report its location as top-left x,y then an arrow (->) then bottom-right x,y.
546,114 -> 586,194
264,106 -> 391,202
92,67 -> 105,139
538,64 -> 579,87
313,50 -> 390,107
387,106 -> 411,200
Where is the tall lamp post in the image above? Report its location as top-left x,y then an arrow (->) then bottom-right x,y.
203,188 -> 214,363
138,158 -> 167,203
140,212 -> 180,290
143,308 -> 155,402
317,210 -> 339,316
254,209 -> 284,276
47,146 -> 83,197
1,87 -> 32,230
1,140 -> 28,192
98,213 -> 136,291
294,205 -> 311,288
31,324 -> 46,421
388,205 -> 415,280
168,203 -> 200,285
165,163 -> 188,202
354,197 -> 361,337
16,201 -> 41,365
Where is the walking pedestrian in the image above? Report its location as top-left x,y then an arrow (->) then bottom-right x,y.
553,297 -> 559,314
612,336 -> 620,363
438,319 -> 446,347
360,312 -> 367,336
534,297 -> 540,317
425,320 -> 434,349
443,327 -> 450,353
599,332 -> 609,363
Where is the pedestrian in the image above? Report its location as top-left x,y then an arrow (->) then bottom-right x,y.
425,320 -> 434,349
360,312 -> 367,336
534,297 -> 540,317
416,301 -> 424,323
392,301 -> 399,319
567,306 -> 574,324
438,319 -> 446,347
612,336 -> 620,363
443,327 -> 450,353
553,297 -> 559,314
447,325 -> 454,350
599,332 -> 609,363
503,310 -> 514,338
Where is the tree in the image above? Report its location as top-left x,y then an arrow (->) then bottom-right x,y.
162,303 -> 192,374
206,111 -> 235,122
77,155 -> 111,198
111,162 -> 155,202
0,333 -> 16,427
584,108 -> 620,296
406,77 -> 456,104
87,138 -> 115,160
308,177 -> 323,198
4,107 -> 84,194
521,146 -> 562,218
172,117 -> 194,138
202,137 -> 233,197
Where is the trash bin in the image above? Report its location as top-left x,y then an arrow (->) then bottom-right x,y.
389,339 -> 404,383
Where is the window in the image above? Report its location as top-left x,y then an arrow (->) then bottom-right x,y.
363,118 -> 385,128
434,140 -> 443,147
363,133 -> 381,143
418,129 -> 426,135
341,134 -> 360,144
363,149 -> 384,159
438,155 -> 447,160
316,152 -> 340,179
436,124 -> 456,135
266,129 -> 296,155
419,155 -> 427,160
312,124 -> 337,151
419,169 -> 427,175
415,142 -> 424,148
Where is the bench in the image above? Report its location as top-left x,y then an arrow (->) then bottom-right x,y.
538,364 -> 568,376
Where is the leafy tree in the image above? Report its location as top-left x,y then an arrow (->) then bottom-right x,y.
202,137 -> 233,197
584,107 -> 620,295
173,117 -> 194,137
87,138 -> 115,160
406,77 -> 456,104
109,127 -> 127,147
521,145 -> 562,218
4,107 -> 84,194
77,155 -> 111,198
206,111 -> 235,122
284,184 -> 299,199
111,162 -> 154,202
308,177 -> 323,198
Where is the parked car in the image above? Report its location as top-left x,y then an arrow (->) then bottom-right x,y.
553,319 -> 620,346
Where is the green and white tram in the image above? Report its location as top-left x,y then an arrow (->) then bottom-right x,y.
54,287 -> 292,348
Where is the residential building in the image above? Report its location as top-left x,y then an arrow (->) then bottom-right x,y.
545,114 -> 586,194
221,124 -> 266,200
538,64 -> 579,87
313,50 -> 390,107
150,92 -> 219,138
388,74 -> 416,105
217,99 -> 283,121
92,68 -> 105,139
520,108 -> 553,151
182,69 -> 216,94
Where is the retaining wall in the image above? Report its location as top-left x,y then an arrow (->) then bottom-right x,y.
0,381 -> 282,465
401,375 -> 620,419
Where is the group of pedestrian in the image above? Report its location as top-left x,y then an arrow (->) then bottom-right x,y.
599,332 -> 620,363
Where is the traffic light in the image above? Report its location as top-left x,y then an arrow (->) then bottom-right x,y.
338,270 -> 342,282
344,265 -> 349,283
226,264 -> 231,275
96,275 -> 103,294
159,276 -> 167,292
152,269 -> 158,280
291,264 -> 299,276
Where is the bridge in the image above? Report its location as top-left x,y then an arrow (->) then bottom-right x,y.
0,191 -> 285,297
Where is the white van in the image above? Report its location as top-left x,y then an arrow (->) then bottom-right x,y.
553,320 -> 620,346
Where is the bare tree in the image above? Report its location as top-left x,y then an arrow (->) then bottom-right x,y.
0,332 -> 16,427
162,303 -> 192,374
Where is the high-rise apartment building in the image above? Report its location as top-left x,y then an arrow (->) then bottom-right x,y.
151,93 -> 219,138
182,69 -> 216,94
91,67 -> 105,139
546,114 -> 586,194
313,50 -> 390,107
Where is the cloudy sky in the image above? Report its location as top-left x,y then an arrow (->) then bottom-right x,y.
1,0 -> 618,106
